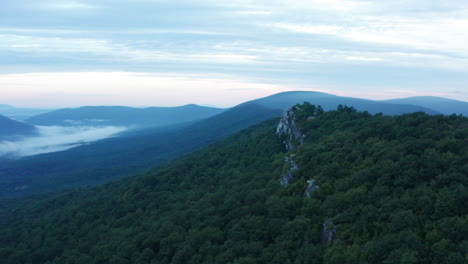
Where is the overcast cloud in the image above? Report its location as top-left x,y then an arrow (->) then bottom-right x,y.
0,0 -> 467,106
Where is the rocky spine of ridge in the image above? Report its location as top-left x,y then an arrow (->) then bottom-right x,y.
279,154 -> 298,186
277,105 -> 336,244
276,108 -> 305,151
276,105 -> 322,196
276,107 -> 306,186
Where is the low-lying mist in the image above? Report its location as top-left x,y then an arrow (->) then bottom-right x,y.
0,125 -> 127,158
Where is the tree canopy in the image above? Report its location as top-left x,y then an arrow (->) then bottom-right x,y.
1,105 -> 467,264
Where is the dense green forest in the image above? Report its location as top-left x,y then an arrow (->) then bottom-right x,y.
0,105 -> 467,264
0,103 -> 281,199
0,91 -> 448,199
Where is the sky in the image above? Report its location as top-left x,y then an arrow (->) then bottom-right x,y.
1,0 -> 467,108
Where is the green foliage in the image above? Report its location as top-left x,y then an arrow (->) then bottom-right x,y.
0,106 -> 467,264
0,104 -> 281,199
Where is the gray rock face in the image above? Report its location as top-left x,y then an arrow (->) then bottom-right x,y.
280,154 -> 299,186
276,108 -> 305,151
304,179 -> 319,197
277,108 -> 306,186
320,218 -> 336,244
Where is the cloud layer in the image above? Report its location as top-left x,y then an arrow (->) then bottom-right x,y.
0,0 -> 467,104
0,72 -> 293,107
0,125 -> 126,157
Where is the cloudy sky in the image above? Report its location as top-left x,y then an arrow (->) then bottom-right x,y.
1,0 -> 467,107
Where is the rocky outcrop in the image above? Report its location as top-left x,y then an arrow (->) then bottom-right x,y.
320,218 -> 336,244
276,108 -> 305,151
304,179 -> 319,197
277,108 -> 306,186
280,154 -> 299,186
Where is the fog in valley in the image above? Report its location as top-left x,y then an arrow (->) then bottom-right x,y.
0,125 -> 126,158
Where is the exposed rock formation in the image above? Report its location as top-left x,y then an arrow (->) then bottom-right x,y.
304,179 -> 319,197
320,218 -> 336,244
277,108 -> 306,186
276,108 -> 305,151
280,154 -> 299,186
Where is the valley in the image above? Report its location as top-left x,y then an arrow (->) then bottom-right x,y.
2,91 -> 465,199
1,103 -> 466,263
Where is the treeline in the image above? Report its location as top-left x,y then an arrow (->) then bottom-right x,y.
0,105 -> 466,264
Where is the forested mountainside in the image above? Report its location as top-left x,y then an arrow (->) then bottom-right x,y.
0,104 -> 280,199
0,91 -> 445,199
0,105 -> 467,264
0,115 -> 37,141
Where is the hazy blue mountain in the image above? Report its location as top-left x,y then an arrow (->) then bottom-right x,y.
0,103 -> 281,198
26,104 -> 225,128
0,91 -> 448,198
0,115 -> 38,141
243,91 -> 440,115
382,96 -> 468,116
0,104 -> 53,121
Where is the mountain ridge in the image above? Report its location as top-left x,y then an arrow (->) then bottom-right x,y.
382,96 -> 468,116
0,115 -> 38,141
1,105 -> 466,263
0,103 -> 280,198
242,91 -> 440,115
26,104 -> 226,128
0,105 -> 53,121
0,91 -> 461,199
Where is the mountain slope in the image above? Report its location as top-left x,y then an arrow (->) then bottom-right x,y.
0,91 -> 450,199
1,106 -> 466,264
0,115 -> 38,141
0,105 -> 53,121
26,104 -> 225,128
382,96 -> 468,116
0,104 -> 281,198
244,91 -> 440,115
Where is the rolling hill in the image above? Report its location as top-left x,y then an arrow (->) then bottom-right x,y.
243,91 -> 440,115
0,104 -> 53,121
0,115 -> 38,141
382,96 -> 468,116
0,91 -> 451,199
0,103 -> 281,198
26,104 -> 225,128
1,105 -> 466,264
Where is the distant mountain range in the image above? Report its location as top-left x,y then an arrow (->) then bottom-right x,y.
0,115 -> 38,141
382,96 -> 468,116
1,103 -> 466,264
0,103 -> 281,198
26,104 -> 226,128
0,104 -> 53,121
243,91 -> 440,115
0,91 -> 466,198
